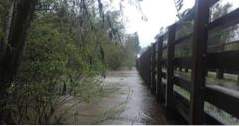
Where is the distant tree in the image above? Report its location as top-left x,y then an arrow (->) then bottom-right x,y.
0,0 -> 144,124
209,3 -> 233,52
173,0 -> 184,19
123,32 -> 141,69
209,3 -> 235,79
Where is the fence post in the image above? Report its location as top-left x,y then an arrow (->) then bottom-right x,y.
166,24 -> 176,109
147,50 -> 150,86
157,37 -> 163,102
150,47 -> 153,88
190,0 -> 209,124
216,69 -> 224,79
151,43 -> 157,94
185,68 -> 189,72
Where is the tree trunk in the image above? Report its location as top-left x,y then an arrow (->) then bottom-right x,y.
0,0 -> 36,123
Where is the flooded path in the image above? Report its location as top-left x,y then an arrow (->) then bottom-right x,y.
100,70 -> 168,124
50,70 -> 168,124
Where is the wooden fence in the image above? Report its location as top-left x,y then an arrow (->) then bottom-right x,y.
136,0 -> 239,124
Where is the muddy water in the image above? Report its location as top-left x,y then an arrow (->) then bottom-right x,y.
100,70 -> 168,125
50,70 -> 168,124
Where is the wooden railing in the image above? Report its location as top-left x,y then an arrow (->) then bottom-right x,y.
136,0 -> 239,124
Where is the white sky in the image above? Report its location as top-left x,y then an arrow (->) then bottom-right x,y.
106,0 -> 239,48
123,0 -> 195,47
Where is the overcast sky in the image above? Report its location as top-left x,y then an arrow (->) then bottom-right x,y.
115,0 -> 239,48
122,0 -> 195,48
106,0 -> 239,48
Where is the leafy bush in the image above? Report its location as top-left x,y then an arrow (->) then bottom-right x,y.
0,0 -> 141,124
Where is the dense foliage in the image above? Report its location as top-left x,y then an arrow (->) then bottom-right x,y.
0,0 -> 140,124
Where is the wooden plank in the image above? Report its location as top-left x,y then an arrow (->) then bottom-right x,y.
174,92 -> 190,107
166,24 -> 176,109
190,0 -> 209,124
205,85 -> 239,118
174,92 -> 190,123
175,91 -> 223,125
174,89 -> 222,125
207,67 -> 239,75
173,33 -> 192,46
173,76 -> 191,92
205,112 -> 223,125
209,8 -> 239,30
174,57 -> 192,69
207,50 -> 239,70
208,40 -> 239,50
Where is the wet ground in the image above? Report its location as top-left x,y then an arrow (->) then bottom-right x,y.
101,70 -> 168,125
50,70 -> 168,124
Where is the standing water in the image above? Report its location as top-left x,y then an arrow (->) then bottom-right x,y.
49,69 -> 169,124
100,70 -> 168,124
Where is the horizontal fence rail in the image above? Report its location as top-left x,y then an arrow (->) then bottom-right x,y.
136,0 -> 239,124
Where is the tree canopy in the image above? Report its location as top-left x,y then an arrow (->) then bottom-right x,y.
0,0 -> 141,124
